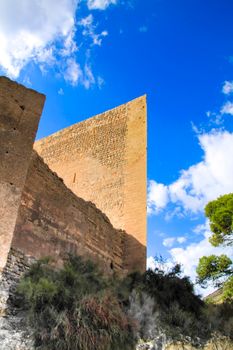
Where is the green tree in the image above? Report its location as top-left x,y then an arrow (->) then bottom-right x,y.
197,194 -> 233,302
205,193 -> 233,246
196,255 -> 232,286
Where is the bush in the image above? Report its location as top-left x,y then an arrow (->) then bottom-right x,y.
17,256 -> 136,350
120,265 -> 233,343
17,255 -> 233,348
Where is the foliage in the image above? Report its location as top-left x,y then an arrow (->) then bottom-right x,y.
17,256 -> 136,350
222,276 -> 233,302
17,254 -> 233,348
197,255 -> 232,286
197,194 -> 233,302
205,193 -> 233,247
124,265 -> 233,342
122,266 -> 207,340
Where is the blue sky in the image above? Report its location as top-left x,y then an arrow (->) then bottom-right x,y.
1,0 -> 233,295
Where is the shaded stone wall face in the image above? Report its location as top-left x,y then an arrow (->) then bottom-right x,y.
0,77 -> 45,272
34,96 -> 147,272
1,248 -> 34,310
12,151 -> 125,272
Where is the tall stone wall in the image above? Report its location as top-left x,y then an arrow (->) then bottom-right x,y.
12,151 -> 126,272
0,77 -> 45,272
34,96 -> 147,271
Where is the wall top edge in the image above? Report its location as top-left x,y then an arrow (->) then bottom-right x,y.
35,94 -> 147,145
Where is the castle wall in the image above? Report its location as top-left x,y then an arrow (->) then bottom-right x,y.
34,96 -> 147,272
0,77 -> 45,272
12,151 -> 125,272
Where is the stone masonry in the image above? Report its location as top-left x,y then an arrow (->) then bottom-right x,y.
0,77 -> 45,272
0,76 -> 147,276
12,151 -> 128,273
35,96 -> 147,271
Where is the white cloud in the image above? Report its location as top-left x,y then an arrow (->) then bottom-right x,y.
22,76 -> 32,87
0,0 -> 111,87
193,222 -> 208,235
63,59 -> 95,88
83,64 -> 95,89
79,14 -> 108,46
221,101 -> 233,116
147,221 -> 232,297
61,29 -> 78,57
64,58 -> 83,85
147,256 -> 157,271
203,81 -> 233,126
79,14 -> 94,27
148,130 -> 233,215
222,80 -> 233,95
163,237 -> 176,248
147,256 -> 174,274
169,221 -> 233,296
87,0 -> 117,10
97,76 -> 105,88
177,236 -> 186,244
147,181 -> 169,214
0,0 -> 78,78
58,88 -> 64,95
162,236 -> 186,248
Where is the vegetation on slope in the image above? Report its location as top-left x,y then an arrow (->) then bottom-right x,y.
16,254 -> 233,350
17,256 -> 137,350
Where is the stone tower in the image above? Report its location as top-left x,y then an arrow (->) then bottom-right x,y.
34,96 -> 147,271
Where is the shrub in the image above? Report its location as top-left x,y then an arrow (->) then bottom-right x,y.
17,255 -> 233,348
17,256 -> 137,350
121,264 -> 233,343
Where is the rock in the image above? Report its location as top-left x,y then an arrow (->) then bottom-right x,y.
0,253 -> 34,350
137,337 -> 233,350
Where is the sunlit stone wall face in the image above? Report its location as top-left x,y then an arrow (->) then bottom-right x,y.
12,151 -> 125,273
0,77 -> 45,272
35,96 -> 147,272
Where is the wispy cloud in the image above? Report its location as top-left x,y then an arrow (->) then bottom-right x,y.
202,81 -> 233,125
79,14 -> 108,46
64,59 -> 96,88
222,80 -> 233,95
97,76 -> 105,88
64,58 -> 83,86
163,237 -> 176,248
87,0 -> 117,10
177,236 -> 186,244
221,101 -> 233,116
162,236 -> 186,248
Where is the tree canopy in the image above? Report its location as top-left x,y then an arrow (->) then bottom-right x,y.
197,193 -> 233,302
205,193 -> 233,246
196,255 -> 232,286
